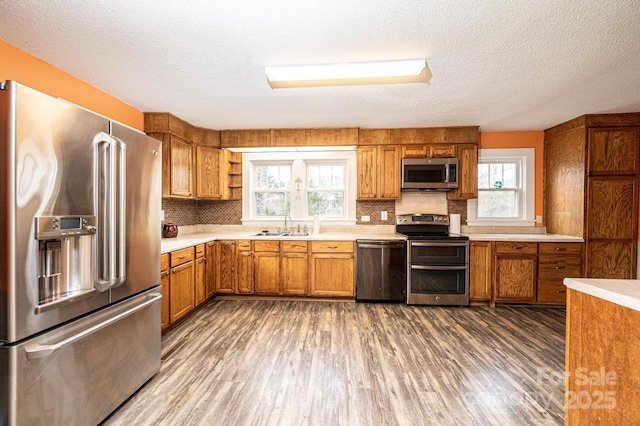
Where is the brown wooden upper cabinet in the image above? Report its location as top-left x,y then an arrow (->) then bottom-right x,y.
195,145 -> 222,199
164,134 -> 193,198
145,112 -> 242,200
356,145 -> 400,199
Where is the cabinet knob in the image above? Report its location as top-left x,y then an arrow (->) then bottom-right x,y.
554,266 -> 566,270
512,246 -> 523,250
555,247 -> 566,251
553,290 -> 567,294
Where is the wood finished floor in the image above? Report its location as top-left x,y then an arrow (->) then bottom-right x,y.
103,300 -> 566,426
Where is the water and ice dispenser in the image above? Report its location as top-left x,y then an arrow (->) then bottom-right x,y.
36,216 -> 97,305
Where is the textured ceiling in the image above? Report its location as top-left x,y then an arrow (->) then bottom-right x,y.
1,0 -> 639,131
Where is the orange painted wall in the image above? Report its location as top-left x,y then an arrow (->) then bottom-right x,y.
0,40 -> 143,130
478,131 -> 545,226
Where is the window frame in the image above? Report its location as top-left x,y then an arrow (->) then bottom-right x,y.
467,148 -> 535,226
242,150 -> 356,226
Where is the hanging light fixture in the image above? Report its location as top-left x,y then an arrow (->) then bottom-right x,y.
265,59 -> 431,89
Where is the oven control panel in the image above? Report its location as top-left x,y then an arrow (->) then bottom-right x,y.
396,213 -> 449,225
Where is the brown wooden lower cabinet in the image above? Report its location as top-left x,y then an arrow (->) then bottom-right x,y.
309,241 -> 355,297
205,241 -> 216,299
170,259 -> 195,323
254,251 -> 280,294
160,253 -> 171,332
195,256 -> 206,306
237,250 -> 254,294
282,252 -> 308,295
469,241 -> 492,301
468,240 -> 584,306
216,240 -> 237,293
493,254 -> 537,302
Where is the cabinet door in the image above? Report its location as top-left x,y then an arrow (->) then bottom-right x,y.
469,241 -> 492,300
170,261 -> 195,323
493,254 -> 537,302
282,252 -> 308,295
448,144 -> 478,200
309,253 -> 355,297
195,256 -> 206,306
587,176 -> 637,240
160,270 -> 171,332
169,135 -> 193,197
254,251 -> 280,294
237,251 -> 254,294
428,144 -> 455,158
205,241 -> 216,299
588,128 -> 639,174
401,145 -> 427,158
378,146 -> 400,199
586,241 -> 636,279
196,145 -> 221,198
357,146 -> 377,199
216,241 -> 236,293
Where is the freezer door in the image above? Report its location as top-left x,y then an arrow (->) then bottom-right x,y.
0,81 -> 110,344
110,122 -> 162,302
0,288 -> 161,425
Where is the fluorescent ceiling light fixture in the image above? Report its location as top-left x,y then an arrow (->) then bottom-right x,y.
265,59 -> 431,89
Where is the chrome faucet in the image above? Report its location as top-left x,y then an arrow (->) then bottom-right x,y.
284,214 -> 292,233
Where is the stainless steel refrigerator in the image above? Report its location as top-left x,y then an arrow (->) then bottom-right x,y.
0,81 -> 162,425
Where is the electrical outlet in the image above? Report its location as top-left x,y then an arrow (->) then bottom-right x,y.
361,215 -> 370,222
381,211 -> 388,220
536,215 -> 542,224
161,210 -> 165,221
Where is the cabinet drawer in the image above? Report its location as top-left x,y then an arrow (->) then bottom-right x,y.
311,241 -> 354,253
494,242 -> 537,254
160,253 -> 170,272
195,244 -> 205,258
538,242 -> 582,255
282,241 -> 308,252
254,240 -> 280,252
171,247 -> 195,267
237,240 -> 252,251
538,255 -> 582,279
537,280 -> 567,304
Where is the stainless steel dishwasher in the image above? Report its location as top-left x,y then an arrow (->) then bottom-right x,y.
356,240 -> 406,302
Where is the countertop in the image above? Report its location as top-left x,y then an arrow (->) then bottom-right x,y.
161,226 -> 583,253
161,230 -> 404,253
564,278 -> 640,312
465,233 -> 584,242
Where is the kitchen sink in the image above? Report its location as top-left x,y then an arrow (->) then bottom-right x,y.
252,232 -> 281,236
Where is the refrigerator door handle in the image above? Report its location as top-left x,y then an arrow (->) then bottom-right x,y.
94,133 -> 127,291
24,293 -> 161,360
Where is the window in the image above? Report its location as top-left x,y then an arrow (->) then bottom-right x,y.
306,163 -> 345,217
467,148 -> 535,226
242,150 -> 356,225
253,164 -> 291,217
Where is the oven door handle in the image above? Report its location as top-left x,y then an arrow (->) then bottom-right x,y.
410,265 -> 468,271
410,242 -> 467,247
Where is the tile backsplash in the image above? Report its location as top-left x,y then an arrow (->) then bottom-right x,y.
163,196 -> 466,226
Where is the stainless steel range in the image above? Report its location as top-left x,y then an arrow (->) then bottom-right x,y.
396,214 -> 469,306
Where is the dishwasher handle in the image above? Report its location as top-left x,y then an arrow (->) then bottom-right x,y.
357,241 -> 406,249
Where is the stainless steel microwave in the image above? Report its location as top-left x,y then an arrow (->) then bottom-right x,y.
401,157 -> 459,190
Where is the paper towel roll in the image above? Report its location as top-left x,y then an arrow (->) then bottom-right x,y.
313,215 -> 320,234
449,214 -> 461,235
